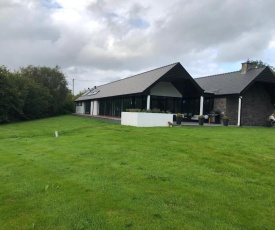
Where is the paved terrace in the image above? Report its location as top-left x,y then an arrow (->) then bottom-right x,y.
73,114 -> 223,126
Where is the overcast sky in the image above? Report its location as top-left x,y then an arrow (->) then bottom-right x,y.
1,0 -> 275,94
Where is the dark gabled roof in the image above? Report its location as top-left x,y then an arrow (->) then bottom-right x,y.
75,63 -> 178,101
195,67 -> 275,95
75,62 -> 203,101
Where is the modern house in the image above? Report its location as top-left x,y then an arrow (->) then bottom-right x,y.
75,62 -> 275,126
195,62 -> 275,126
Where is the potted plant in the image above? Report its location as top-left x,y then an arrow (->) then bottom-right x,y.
222,115 -> 229,126
198,115 -> 204,125
176,113 -> 182,125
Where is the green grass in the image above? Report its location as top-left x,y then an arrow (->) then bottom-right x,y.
1,115 -> 275,229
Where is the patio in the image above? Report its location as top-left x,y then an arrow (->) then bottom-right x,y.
73,113 -> 224,126
180,121 -> 222,126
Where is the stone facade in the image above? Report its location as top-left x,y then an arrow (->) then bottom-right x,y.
213,96 -> 239,125
241,83 -> 273,126
213,97 -> 226,124
213,83 -> 274,126
226,95 -> 239,125
213,98 -> 226,115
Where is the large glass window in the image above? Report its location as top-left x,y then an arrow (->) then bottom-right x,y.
182,99 -> 188,115
84,101 -> 91,114
151,96 -> 182,113
203,98 -> 214,114
194,99 -> 200,115
175,99 -> 181,113
182,98 -> 201,117
135,97 -> 142,108
99,96 -> 137,117
97,95 -> 206,117
167,98 -> 175,113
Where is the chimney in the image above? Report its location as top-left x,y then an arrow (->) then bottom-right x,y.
241,61 -> 256,74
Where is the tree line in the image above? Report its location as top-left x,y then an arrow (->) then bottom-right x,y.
0,65 -> 75,123
1,60 -> 274,124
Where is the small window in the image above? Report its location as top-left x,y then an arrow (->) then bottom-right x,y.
76,102 -> 82,106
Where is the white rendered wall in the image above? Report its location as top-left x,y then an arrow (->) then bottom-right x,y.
150,82 -> 182,98
90,101 -> 94,115
147,95 -> 150,110
121,112 -> 173,127
199,96 -> 204,115
93,101 -> 99,115
76,104 -> 84,114
238,97 -> 242,126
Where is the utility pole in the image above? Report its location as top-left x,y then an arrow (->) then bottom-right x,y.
72,79 -> 74,95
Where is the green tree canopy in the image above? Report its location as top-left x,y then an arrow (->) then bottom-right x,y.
0,66 -> 28,122
0,65 -> 74,123
19,66 -> 71,115
249,59 -> 275,74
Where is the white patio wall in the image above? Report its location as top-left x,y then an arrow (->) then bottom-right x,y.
121,112 -> 173,127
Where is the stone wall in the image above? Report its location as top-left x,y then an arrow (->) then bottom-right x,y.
214,96 -> 239,125
213,83 -> 273,126
226,95 -> 239,125
213,97 -> 226,124
213,98 -> 227,115
241,83 -> 273,126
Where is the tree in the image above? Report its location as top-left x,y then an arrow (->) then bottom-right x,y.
0,66 -> 27,122
20,77 -> 52,120
249,59 -> 275,74
0,65 -> 75,124
19,66 -> 73,116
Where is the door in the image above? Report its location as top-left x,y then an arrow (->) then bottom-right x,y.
84,101 -> 91,114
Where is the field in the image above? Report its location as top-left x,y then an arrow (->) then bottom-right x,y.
1,115 -> 275,229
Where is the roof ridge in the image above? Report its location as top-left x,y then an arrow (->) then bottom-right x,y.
96,62 -> 179,87
196,70 -> 240,80
195,66 -> 266,80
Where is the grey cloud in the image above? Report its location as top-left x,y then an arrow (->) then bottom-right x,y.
127,3 -> 150,29
0,0 -> 275,94
0,1 -> 60,41
150,0 -> 275,61
88,0 -> 131,38
217,30 -> 273,62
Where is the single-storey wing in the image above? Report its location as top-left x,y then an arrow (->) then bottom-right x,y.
75,62 -> 205,117
195,62 -> 275,126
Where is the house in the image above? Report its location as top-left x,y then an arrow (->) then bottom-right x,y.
195,62 -> 275,126
75,63 -> 206,117
75,61 -> 275,126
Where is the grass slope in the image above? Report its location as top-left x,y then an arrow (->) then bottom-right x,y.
1,115 -> 275,229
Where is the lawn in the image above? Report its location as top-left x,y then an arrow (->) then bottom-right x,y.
1,115 -> 275,229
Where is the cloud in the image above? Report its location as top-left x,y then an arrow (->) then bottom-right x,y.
42,0 -> 62,9
0,0 -> 275,94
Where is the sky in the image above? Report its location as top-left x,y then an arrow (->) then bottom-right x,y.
1,0 -> 275,94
